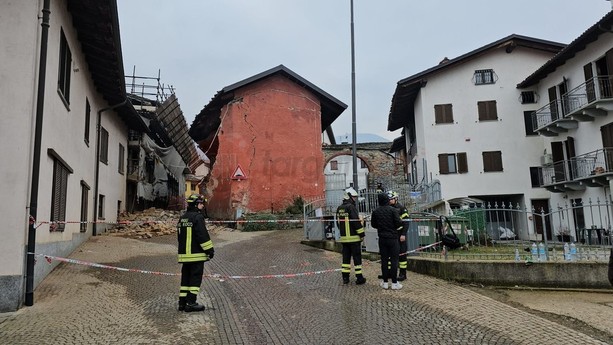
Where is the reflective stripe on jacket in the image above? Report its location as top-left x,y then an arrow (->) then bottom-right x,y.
177,210 -> 213,263
336,200 -> 364,243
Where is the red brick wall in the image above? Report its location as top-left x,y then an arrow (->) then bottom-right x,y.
207,74 -> 325,218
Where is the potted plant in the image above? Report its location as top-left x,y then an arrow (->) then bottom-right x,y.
556,226 -> 571,242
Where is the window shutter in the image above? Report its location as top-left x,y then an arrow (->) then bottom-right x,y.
51,161 -> 61,223
478,102 -> 487,121
457,152 -> 468,173
435,104 -> 453,124
483,151 -> 503,172
438,154 -> 449,174
478,101 -> 497,121
435,105 -> 443,124
58,166 -> 67,231
488,101 -> 497,120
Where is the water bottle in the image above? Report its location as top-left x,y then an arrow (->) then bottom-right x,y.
514,248 -> 521,262
531,243 -> 538,261
538,242 -> 547,262
569,242 -> 577,262
563,242 -> 570,261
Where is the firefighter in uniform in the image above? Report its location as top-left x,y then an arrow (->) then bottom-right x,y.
388,191 -> 409,281
371,192 -> 404,289
177,194 -> 214,312
336,187 -> 366,285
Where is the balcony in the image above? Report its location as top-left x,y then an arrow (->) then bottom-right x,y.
532,76 -> 613,136
128,130 -> 142,147
127,158 -> 140,182
541,148 -> 613,192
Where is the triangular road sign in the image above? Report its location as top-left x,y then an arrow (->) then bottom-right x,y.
231,164 -> 247,180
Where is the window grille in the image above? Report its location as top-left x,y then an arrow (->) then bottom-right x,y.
473,69 -> 496,85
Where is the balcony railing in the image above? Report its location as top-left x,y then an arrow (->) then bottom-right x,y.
532,76 -> 613,132
541,148 -> 613,188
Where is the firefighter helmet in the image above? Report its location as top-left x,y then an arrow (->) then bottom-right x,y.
187,194 -> 205,204
344,187 -> 359,200
387,191 -> 398,200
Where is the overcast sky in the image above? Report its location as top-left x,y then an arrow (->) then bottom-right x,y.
117,1 -> 612,142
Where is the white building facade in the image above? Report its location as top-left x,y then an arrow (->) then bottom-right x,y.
388,35 -> 566,240
518,11 -> 613,243
0,0 -> 147,311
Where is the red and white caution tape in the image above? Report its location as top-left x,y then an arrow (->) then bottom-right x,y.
28,253 -> 340,279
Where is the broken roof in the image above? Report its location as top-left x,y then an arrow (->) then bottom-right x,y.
189,64 -> 347,141
155,94 -> 202,172
387,34 -> 566,132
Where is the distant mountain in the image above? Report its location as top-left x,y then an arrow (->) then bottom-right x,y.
336,133 -> 391,144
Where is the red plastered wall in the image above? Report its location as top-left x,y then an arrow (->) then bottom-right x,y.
207,74 -> 326,218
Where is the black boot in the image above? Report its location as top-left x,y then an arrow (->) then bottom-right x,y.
184,302 -> 205,312
184,294 -> 205,312
355,275 -> 366,285
342,272 -> 350,284
397,269 -> 407,282
178,297 -> 186,311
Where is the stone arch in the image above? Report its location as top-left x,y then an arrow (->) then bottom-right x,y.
324,151 -> 374,173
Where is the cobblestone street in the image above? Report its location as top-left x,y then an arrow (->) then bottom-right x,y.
0,228 -> 610,344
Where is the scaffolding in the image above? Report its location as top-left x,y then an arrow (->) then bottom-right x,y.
125,66 -> 175,109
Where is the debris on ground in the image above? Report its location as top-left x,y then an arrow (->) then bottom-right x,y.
105,208 -> 227,239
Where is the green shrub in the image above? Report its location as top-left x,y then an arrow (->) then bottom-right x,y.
285,196 -> 305,215
241,213 -> 279,232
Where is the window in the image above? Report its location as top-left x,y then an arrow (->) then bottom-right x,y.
483,151 -> 503,172
523,111 -> 537,136
520,91 -> 537,104
100,127 -> 109,164
118,143 -> 125,174
474,69 -> 495,85
84,99 -> 90,145
58,29 -> 72,105
49,150 -> 73,232
80,181 -> 90,232
191,182 -> 196,191
434,104 -> 453,124
529,167 -> 543,187
438,152 -> 467,174
98,194 -> 105,220
478,100 -> 498,121
330,160 -> 338,170
360,159 -> 367,169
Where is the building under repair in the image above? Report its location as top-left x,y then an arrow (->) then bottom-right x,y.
126,71 -> 206,211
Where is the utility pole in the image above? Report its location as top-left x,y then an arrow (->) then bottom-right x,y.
350,0 -> 359,191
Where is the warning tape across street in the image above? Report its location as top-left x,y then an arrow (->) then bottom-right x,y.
28,241 -> 443,279
28,253 -> 341,279
31,217 -> 440,229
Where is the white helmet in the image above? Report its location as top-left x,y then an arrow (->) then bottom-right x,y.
344,187 -> 358,199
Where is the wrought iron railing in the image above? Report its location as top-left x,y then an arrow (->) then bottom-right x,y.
541,148 -> 613,186
532,76 -> 613,131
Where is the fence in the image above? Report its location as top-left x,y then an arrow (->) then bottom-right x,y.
306,193 -> 613,262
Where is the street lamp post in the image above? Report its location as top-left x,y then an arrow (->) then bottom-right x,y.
350,0 -> 359,191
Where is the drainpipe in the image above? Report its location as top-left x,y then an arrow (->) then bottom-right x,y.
93,100 -> 129,236
25,0 -> 51,307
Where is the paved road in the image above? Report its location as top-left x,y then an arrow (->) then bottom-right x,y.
0,228 -> 610,344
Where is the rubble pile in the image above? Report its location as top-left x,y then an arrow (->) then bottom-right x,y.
105,208 -> 226,239
106,208 -> 181,239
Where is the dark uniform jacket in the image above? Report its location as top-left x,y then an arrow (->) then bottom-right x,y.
371,194 -> 403,239
393,202 -> 409,238
177,210 -> 214,263
336,199 -> 365,243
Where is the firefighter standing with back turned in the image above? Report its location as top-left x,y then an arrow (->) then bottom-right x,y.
336,187 -> 367,285
177,194 -> 214,312
388,191 -> 409,281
